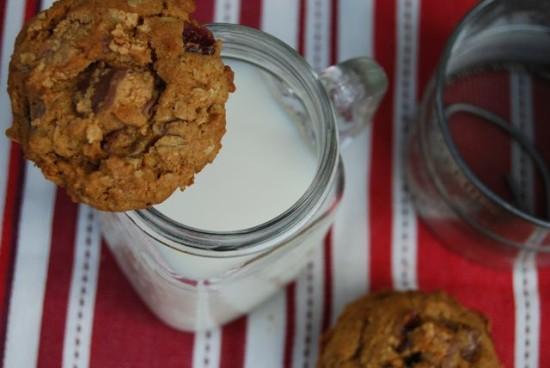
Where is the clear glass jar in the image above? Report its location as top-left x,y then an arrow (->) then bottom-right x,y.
101,24 -> 387,331
406,0 -> 550,268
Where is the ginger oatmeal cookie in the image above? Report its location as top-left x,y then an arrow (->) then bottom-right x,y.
318,291 -> 501,368
7,0 -> 235,211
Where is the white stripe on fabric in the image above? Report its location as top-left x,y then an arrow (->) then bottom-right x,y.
3,3 -> 57,367
331,0 -> 374,326
261,0 -> 300,49
292,1 -> 331,367
193,329 -> 222,368
214,0 -> 241,23
42,0 -> 56,10
513,251 -> 540,368
3,166 -> 56,368
332,128 -> 370,323
244,291 -> 286,368
510,71 -> 541,368
0,0 -> 25,236
62,206 -> 101,368
292,250 -> 325,368
241,3 -> 301,367
304,0 -> 331,71
338,0 -> 374,60
391,0 -> 420,291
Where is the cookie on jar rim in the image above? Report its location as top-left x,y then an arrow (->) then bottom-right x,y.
7,0 -> 235,211
318,291 -> 502,368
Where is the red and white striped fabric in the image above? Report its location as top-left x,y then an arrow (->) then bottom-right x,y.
0,0 -> 548,367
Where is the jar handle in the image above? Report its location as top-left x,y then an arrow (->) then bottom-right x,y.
320,57 -> 388,146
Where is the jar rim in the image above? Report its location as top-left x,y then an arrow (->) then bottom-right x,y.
434,0 -> 550,235
125,24 -> 341,253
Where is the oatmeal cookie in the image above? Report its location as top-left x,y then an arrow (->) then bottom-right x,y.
318,291 -> 501,368
7,0 -> 235,211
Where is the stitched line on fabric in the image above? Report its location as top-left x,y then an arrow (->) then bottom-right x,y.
521,254 -> 533,367
223,0 -> 232,23
516,75 -> 533,368
398,0 -> 415,290
73,209 -> 94,368
203,330 -> 212,367
311,0 -> 324,69
303,262 -> 315,368
303,1 -> 324,366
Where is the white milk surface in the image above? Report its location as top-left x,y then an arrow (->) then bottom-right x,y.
155,60 -> 317,231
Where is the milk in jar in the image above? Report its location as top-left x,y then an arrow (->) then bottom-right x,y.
156,60 -> 318,231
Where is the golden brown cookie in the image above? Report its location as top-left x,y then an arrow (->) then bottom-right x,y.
318,291 -> 502,368
7,0 -> 235,211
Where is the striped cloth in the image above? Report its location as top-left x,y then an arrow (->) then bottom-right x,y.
0,0 -> 549,367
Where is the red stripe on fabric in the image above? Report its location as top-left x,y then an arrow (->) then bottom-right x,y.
536,91 -> 550,179
322,231 -> 333,333
369,0 -> 396,291
194,0 -> 215,23
416,0 -> 477,93
416,3 -> 515,367
418,233 -> 516,367
0,148 -> 25,363
0,0 -> 8,67
538,267 -> 550,368
90,245 -> 194,367
220,317 -> 247,368
416,73 -> 516,368
24,0 -> 40,21
239,0 -> 262,28
533,78 -> 550,368
532,80 -> 550,221
36,190 -> 78,368
297,0 -> 307,55
452,71 -> 518,367
283,283 -> 296,368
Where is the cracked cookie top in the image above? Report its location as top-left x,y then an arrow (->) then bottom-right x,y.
7,0 -> 235,211
318,291 -> 502,368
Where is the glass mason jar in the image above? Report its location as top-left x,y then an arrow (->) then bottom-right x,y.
407,0 -> 550,268
101,24 -> 387,331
